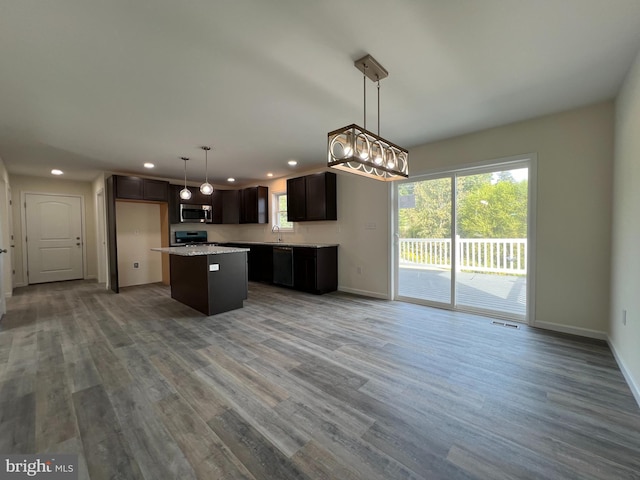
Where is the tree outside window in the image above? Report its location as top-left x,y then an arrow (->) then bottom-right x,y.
274,193 -> 293,230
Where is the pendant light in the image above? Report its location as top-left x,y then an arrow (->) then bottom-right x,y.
200,146 -> 214,195
327,54 -> 408,181
179,157 -> 192,200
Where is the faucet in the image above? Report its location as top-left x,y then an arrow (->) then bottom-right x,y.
271,224 -> 282,242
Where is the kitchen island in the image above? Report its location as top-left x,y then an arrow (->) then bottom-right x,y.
152,245 -> 249,315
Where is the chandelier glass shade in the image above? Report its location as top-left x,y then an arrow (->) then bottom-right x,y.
327,54 -> 408,181
179,157 -> 192,200
328,124 -> 408,181
199,146 -> 214,195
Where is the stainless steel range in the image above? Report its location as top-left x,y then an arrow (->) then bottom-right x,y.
174,230 -> 209,246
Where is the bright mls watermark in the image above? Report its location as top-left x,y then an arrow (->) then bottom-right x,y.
1,455 -> 77,479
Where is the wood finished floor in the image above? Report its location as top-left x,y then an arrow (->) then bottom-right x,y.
1,280 -> 639,480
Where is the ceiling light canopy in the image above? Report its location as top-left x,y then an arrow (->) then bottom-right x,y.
199,146 -> 214,195
144,162 -> 155,169
328,54 -> 408,181
179,157 -> 192,200
51,169 -> 63,175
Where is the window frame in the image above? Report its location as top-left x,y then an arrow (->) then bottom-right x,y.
272,192 -> 294,231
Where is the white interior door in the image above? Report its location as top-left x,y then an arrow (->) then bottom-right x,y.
25,193 -> 84,284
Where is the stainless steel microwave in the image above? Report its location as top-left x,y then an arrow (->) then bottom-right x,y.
179,204 -> 212,223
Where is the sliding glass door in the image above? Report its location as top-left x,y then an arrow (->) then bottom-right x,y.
396,159 -> 532,322
397,176 -> 453,305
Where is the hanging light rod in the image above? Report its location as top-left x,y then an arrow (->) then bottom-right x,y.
327,54 -> 408,181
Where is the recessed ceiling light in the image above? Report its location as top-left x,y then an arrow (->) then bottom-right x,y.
227,178 -> 235,182
51,169 -> 63,175
288,160 -> 298,166
144,163 -> 155,169
267,172 -> 274,177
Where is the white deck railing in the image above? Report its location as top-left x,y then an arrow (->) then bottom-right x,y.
399,237 -> 527,274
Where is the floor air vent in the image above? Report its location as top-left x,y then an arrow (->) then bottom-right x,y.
492,320 -> 519,329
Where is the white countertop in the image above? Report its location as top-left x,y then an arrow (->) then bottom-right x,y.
151,245 -> 249,256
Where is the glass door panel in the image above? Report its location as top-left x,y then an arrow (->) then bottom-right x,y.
397,177 -> 452,305
454,168 -> 528,318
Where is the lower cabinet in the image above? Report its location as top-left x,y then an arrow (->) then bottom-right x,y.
221,243 -> 337,294
293,247 -> 338,294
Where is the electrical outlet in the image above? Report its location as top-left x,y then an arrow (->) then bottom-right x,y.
623,309 -> 627,326
133,262 -> 139,269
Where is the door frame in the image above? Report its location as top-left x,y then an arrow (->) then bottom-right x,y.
21,191 -> 88,284
392,153 -> 537,325
96,188 -> 108,284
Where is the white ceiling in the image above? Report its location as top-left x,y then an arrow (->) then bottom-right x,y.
1,0 -> 640,183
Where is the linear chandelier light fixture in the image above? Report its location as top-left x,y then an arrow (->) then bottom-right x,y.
199,146 -> 214,195
327,54 -> 408,181
179,157 -> 192,200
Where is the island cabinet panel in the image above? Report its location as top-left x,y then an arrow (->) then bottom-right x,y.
212,190 -> 240,224
287,172 -> 337,222
169,252 -> 247,315
293,246 -> 338,294
114,175 -> 169,202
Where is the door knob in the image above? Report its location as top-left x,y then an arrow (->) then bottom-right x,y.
76,243 -> 81,246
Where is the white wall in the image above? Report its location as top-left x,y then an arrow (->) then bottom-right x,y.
611,48 -> 640,404
116,201 -> 162,287
0,157 -> 12,300
92,173 -> 108,284
9,174 -> 97,286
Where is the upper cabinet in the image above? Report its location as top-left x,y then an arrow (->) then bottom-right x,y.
114,175 -> 169,202
287,172 -> 337,222
212,189 -> 240,224
170,185 -> 214,206
240,186 -> 268,224
168,185 -> 214,224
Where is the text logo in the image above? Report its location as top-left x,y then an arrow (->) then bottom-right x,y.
1,455 -> 77,480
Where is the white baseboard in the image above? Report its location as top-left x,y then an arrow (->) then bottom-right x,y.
532,320 -> 608,341
13,281 -> 27,288
607,337 -> 640,408
338,286 -> 390,300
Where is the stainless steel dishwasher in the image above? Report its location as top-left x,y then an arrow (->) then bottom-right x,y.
272,246 -> 294,286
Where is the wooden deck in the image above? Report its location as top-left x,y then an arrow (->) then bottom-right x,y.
398,266 -> 527,317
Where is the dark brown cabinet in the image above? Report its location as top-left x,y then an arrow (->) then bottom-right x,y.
241,186 -> 268,224
293,246 -> 338,294
168,185 -> 214,224
114,175 -> 169,202
212,189 -> 240,224
286,176 -> 306,222
227,243 -> 274,282
218,243 -> 337,294
287,172 -> 337,222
